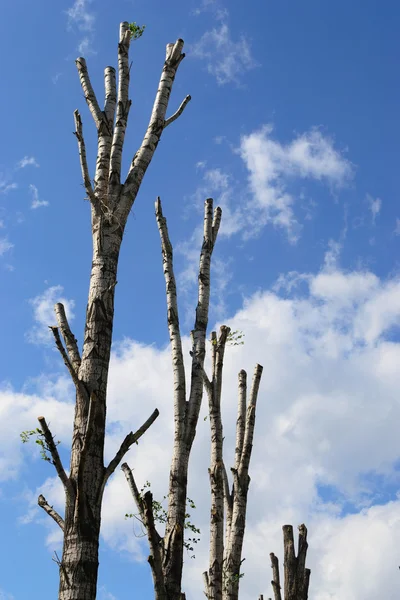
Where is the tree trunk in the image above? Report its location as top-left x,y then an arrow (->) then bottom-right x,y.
34,22 -> 189,600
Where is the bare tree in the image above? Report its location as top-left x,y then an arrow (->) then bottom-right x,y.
123,194 -> 264,600
266,524 -> 311,600
33,22 -> 190,600
202,329 -> 263,600
123,195 -> 221,600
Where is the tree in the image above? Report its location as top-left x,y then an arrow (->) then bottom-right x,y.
265,524 -> 311,600
22,21 -> 311,600
121,199 -> 311,600
28,22 -> 190,600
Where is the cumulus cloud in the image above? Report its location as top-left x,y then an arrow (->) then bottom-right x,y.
29,184 -> 48,209
192,22 -> 257,85
26,285 -> 75,345
17,156 -> 39,169
188,126 -> 352,245
238,125 -> 353,241
8,257 -> 399,599
0,378 -> 74,482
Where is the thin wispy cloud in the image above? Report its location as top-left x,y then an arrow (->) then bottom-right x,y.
29,184 -> 48,209
192,22 -> 257,85
394,218 -> 400,236
52,73 -> 62,85
366,193 -> 382,225
0,238 -> 13,256
66,0 -> 95,31
17,156 -> 39,169
77,36 -> 96,56
0,181 -> 17,195
66,0 -> 96,55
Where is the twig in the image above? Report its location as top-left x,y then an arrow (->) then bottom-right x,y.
54,302 -> 81,373
38,494 -> 65,531
37,416 -> 74,498
73,110 -> 97,207
103,408 -> 160,489
164,95 -> 191,129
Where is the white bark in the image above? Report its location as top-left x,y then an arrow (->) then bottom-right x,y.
125,197 -> 221,600
202,356 -> 263,600
223,364 -> 263,600
35,22 -> 189,600
203,326 -> 230,600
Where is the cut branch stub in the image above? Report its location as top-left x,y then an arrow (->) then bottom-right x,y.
270,524 -> 311,600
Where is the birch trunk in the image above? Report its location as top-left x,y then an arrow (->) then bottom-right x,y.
35,22 -> 189,600
124,197 -> 221,600
202,351 -> 263,600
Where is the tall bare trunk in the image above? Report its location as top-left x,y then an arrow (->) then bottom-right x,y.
123,197 -> 221,600
202,331 -> 263,600
34,22 -> 190,600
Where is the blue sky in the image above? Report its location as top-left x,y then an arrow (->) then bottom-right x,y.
1,0 -> 400,598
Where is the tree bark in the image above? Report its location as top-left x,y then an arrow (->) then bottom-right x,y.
269,525 -> 311,600
124,197 -> 221,600
35,22 -> 189,600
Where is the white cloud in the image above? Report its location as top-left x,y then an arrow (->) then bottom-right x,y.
239,125 -> 353,241
66,0 -> 95,31
66,0 -> 96,55
29,184 -> 49,209
17,156 -> 39,169
77,36 -> 96,56
12,259 -> 400,599
192,22 -> 257,85
0,588 -> 14,600
0,378 -> 74,482
0,181 -> 17,195
27,285 -> 75,345
394,218 -> 400,236
0,238 -> 13,256
188,126 -> 352,245
366,193 -> 382,225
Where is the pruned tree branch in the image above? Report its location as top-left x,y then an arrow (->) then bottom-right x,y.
186,200 -> 221,443
121,38 -> 188,221
49,326 -> 79,385
73,110 -> 97,207
205,326 -> 230,600
270,553 -> 282,600
270,525 -> 311,600
54,302 -> 81,373
102,408 -> 160,490
122,464 -> 166,600
38,494 -> 65,531
164,95 -> 191,129
37,416 -> 74,498
109,22 -> 132,192
235,370 -> 247,470
239,364 -> 263,475
155,197 -> 186,428
104,66 -> 117,125
75,57 -> 103,129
